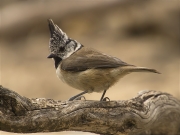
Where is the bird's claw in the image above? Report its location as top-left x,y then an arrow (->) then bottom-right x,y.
74,96 -> 86,101
102,97 -> 110,101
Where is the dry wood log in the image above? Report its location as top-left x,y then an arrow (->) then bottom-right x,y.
0,85 -> 180,135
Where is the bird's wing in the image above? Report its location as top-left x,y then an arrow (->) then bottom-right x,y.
61,47 -> 133,72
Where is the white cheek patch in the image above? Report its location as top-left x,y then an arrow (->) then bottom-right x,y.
62,42 -> 82,59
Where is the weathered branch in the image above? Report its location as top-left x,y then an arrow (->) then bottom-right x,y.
0,85 -> 180,135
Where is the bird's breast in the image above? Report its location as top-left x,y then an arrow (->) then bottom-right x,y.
56,65 -> 128,93
56,66 -> 67,83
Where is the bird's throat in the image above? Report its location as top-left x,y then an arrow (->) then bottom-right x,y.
53,57 -> 62,69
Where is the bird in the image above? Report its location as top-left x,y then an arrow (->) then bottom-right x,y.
47,19 -> 160,101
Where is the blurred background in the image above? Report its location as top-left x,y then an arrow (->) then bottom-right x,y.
0,0 -> 179,135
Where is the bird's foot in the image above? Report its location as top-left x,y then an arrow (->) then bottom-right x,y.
101,97 -> 110,101
68,96 -> 86,101
74,96 -> 86,101
68,91 -> 87,101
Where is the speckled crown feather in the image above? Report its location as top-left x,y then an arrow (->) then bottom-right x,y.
48,19 -> 69,54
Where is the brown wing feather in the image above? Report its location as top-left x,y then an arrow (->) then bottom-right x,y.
61,47 -> 133,72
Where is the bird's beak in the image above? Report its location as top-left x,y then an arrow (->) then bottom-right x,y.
47,53 -> 56,58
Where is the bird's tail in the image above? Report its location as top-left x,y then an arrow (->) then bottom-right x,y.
121,66 -> 160,74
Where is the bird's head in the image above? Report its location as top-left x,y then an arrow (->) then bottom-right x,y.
47,19 -> 82,61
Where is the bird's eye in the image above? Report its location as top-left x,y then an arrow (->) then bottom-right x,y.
59,47 -> 65,52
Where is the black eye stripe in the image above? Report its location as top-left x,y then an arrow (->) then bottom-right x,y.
66,39 -> 72,45
73,41 -> 77,50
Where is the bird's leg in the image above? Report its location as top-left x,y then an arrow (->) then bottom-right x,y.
68,91 -> 87,101
100,89 -> 108,101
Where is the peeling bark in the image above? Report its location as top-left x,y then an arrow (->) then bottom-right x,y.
0,85 -> 180,135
